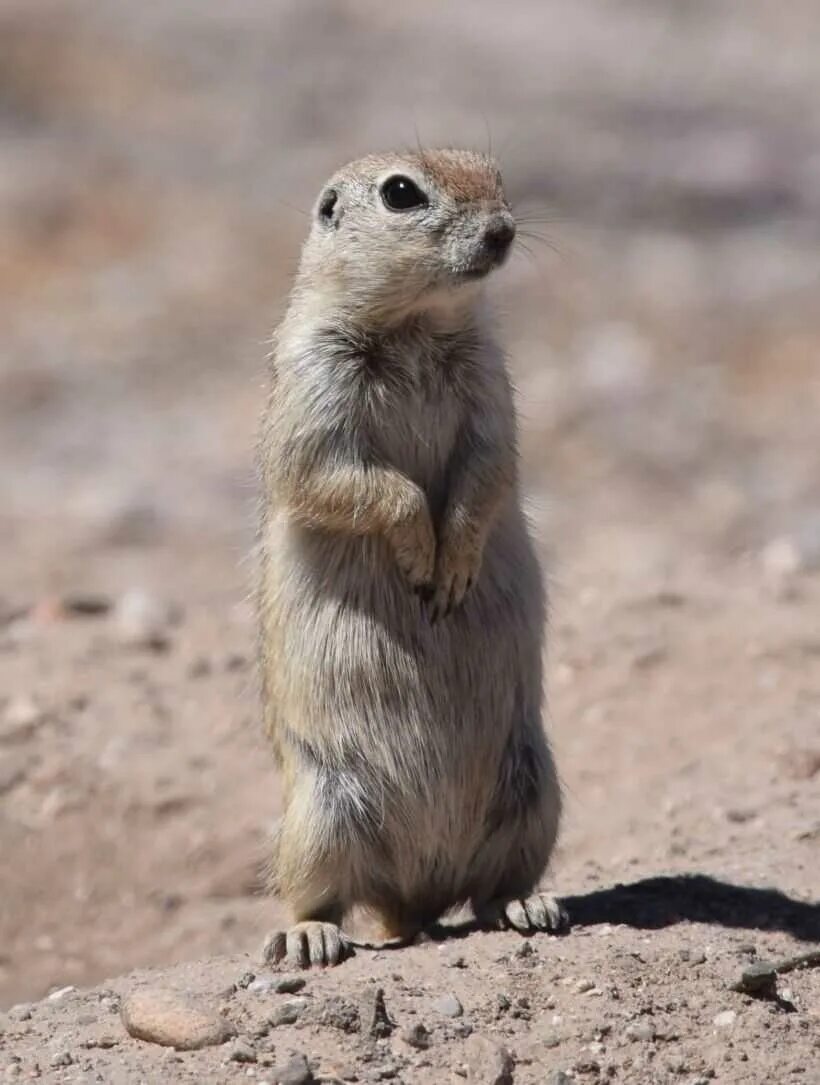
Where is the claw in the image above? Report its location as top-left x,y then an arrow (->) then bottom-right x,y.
475,894 -> 569,938
504,899 -> 531,932
524,895 -> 548,930
287,927 -> 309,969
263,922 -> 351,969
261,930 -> 286,965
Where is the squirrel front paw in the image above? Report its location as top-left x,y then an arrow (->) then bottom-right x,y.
427,529 -> 483,622
387,500 -> 436,590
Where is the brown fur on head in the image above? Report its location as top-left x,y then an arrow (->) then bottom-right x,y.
293,149 -> 516,324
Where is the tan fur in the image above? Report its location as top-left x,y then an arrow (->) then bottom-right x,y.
256,149 -> 564,967
419,149 -> 502,204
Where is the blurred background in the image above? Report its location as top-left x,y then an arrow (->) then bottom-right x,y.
1,1 -> 818,1007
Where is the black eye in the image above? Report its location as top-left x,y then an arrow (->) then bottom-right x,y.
380,175 -> 428,211
318,188 -> 338,222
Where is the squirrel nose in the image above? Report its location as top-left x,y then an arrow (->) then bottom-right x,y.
482,215 -> 516,262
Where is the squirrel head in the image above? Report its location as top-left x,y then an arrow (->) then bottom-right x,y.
297,149 -> 515,325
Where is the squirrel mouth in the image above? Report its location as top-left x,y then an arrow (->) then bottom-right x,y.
457,263 -> 494,282
457,244 -> 512,282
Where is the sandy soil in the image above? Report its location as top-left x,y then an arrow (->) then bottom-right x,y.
1,2 -> 818,1082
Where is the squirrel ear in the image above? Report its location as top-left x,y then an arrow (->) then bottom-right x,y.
317,187 -> 339,226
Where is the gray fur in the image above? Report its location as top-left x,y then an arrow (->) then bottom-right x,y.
257,150 -> 562,958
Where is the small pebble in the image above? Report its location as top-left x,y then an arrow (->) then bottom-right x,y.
683,951 -> 706,966
401,1023 -> 431,1050
574,1056 -> 600,1074
49,1052 -> 73,1068
114,590 -> 173,651
1,697 -> 45,742
625,1021 -> 656,1042
713,1010 -> 737,1029
433,993 -> 463,1018
731,961 -> 777,997
269,999 -> 306,1027
47,986 -> 76,1002
464,1034 -> 514,1085
274,976 -> 306,995
273,1052 -> 314,1085
62,593 -> 112,617
229,1040 -> 257,1063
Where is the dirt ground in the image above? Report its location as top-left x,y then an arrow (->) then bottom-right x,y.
1,2 -> 819,1082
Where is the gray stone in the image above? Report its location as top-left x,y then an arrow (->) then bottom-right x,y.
625,1021 -> 656,1042
229,1040 -> 257,1063
274,976 -> 306,995
274,1053 -> 314,1084
269,999 -> 306,1026
731,961 -> 777,997
401,1023 -> 431,1050
465,1034 -> 514,1084
433,993 -> 463,1018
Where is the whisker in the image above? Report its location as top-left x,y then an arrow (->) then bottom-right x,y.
514,211 -> 571,228
413,121 -> 426,159
278,199 -> 309,218
480,111 -> 493,161
516,229 -> 567,260
513,239 -> 537,265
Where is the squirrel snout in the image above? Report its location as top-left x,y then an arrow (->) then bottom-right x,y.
481,215 -> 516,263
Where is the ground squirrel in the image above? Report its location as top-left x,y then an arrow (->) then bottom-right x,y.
257,149 -> 563,968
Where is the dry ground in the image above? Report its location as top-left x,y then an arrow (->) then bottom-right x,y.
1,2 -> 818,1081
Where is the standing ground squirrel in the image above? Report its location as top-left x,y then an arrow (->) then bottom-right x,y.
257,149 -> 564,968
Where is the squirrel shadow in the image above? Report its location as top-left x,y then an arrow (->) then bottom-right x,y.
562,874 -> 820,941
420,874 -> 819,945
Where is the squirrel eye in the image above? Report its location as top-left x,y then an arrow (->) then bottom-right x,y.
318,188 -> 338,222
380,175 -> 428,211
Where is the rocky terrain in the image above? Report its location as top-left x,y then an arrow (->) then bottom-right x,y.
1,1 -> 818,1081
